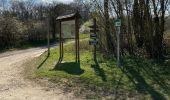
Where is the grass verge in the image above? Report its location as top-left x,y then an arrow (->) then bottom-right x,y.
24,39 -> 170,99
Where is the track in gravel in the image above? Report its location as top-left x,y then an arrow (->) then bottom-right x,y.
0,47 -> 76,100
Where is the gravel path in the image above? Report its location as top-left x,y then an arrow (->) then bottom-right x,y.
0,47 -> 76,100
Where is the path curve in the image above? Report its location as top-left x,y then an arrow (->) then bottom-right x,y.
0,47 -> 76,100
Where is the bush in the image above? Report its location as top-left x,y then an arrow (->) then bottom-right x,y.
0,16 -> 26,48
0,17 -> 48,50
79,21 -> 92,34
26,20 -> 47,42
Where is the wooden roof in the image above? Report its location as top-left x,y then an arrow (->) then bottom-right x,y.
56,12 -> 81,21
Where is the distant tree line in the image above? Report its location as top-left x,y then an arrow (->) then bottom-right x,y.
0,0 -> 90,49
0,0 -> 169,60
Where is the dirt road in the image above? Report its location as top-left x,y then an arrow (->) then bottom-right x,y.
0,47 -> 76,100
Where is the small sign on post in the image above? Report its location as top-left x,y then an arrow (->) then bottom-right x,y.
114,18 -> 121,67
115,19 -> 121,27
90,34 -> 97,39
89,18 -> 98,61
89,40 -> 98,45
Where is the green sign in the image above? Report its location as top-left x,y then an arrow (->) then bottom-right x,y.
115,19 -> 121,27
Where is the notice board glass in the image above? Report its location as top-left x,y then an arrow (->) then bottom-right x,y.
61,20 -> 75,39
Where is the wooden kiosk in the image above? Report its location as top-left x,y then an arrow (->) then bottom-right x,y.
56,12 -> 81,64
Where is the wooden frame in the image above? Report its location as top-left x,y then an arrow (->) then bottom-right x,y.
56,12 -> 81,64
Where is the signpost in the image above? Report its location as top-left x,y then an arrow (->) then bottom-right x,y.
115,18 -> 121,67
90,34 -> 97,39
89,40 -> 98,45
89,18 -> 98,61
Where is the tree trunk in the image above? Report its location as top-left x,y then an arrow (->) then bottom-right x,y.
104,0 -> 113,52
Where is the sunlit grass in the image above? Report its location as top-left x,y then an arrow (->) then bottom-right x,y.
26,39 -> 170,99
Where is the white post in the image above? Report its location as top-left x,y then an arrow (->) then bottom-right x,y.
117,27 -> 120,67
115,18 -> 121,67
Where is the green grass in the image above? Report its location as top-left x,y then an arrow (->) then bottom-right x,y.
79,33 -> 89,39
26,39 -> 170,99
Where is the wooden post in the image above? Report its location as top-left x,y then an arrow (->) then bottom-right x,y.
93,18 -> 97,61
75,17 -> 80,63
58,21 -> 62,64
47,17 -> 50,56
89,18 -> 98,61
77,17 -> 80,63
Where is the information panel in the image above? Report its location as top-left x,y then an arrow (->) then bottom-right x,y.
61,20 -> 75,39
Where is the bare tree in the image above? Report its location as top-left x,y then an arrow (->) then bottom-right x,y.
104,0 -> 111,51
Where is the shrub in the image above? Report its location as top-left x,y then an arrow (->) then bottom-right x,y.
26,20 -> 47,42
0,16 -> 26,48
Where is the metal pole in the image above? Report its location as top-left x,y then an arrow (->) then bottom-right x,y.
117,27 -> 120,67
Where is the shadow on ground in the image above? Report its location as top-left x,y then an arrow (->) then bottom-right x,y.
91,59 -> 107,82
54,62 -> 84,75
37,55 -> 49,69
120,57 -> 170,100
